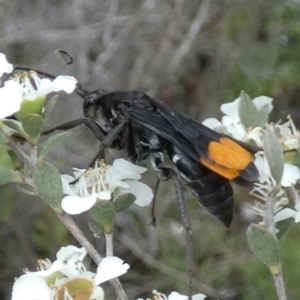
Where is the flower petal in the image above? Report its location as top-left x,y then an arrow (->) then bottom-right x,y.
202,118 -> 223,130
274,208 -> 296,222
222,115 -> 246,140
94,256 -> 130,285
61,194 -> 97,214
52,76 -> 78,94
220,98 -> 240,117
61,176 -> 77,195
0,80 -> 23,118
167,292 -> 206,300
12,273 -> 50,300
119,180 -> 153,206
92,286 -> 104,300
34,260 -> 63,277
253,96 -> 273,113
113,158 -> 147,174
281,164 -> 300,187
0,53 -> 13,77
168,292 -> 188,300
56,245 -> 87,262
98,190 -> 112,200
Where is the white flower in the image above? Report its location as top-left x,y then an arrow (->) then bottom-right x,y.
15,71 -> 77,100
0,80 -> 23,119
61,159 -> 153,214
0,53 -> 13,77
0,68 -> 77,119
12,245 -> 129,300
252,152 -> 300,226
252,154 -> 300,194
203,95 -> 272,146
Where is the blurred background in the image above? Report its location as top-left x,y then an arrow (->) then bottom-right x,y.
1,0 -> 300,299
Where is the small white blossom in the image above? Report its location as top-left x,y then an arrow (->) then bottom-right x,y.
11,245 -> 129,300
203,95 -> 272,146
0,53 -> 13,77
15,71 -> 77,101
61,159 -> 153,214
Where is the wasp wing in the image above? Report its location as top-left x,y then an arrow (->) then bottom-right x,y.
118,92 -> 258,183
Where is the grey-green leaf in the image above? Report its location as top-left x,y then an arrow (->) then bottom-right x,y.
238,91 -> 263,128
0,166 -> 20,185
38,132 -> 70,160
258,104 -> 270,127
43,95 -> 59,121
263,129 -> 284,184
1,119 -> 28,138
33,161 -> 63,211
90,201 -> 115,234
22,114 -> 44,143
114,193 -> 136,212
247,224 -> 281,274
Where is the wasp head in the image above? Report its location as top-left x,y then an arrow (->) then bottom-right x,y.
83,90 -> 116,132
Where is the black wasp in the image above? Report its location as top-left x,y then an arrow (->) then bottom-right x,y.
15,66 -> 259,227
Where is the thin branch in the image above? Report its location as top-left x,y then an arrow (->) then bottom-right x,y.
286,185 -> 300,207
263,186 -> 288,300
105,232 -> 114,256
117,232 -> 219,298
167,0 -> 211,74
263,186 -> 278,236
272,271 -> 287,300
7,136 -> 35,172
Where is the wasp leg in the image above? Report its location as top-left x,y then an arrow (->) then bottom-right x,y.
150,151 -> 193,298
43,118 -> 106,141
88,119 -> 127,166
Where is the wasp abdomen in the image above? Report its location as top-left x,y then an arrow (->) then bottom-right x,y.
166,142 -> 234,227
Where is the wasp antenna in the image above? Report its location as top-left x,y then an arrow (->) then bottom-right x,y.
13,67 -> 56,79
54,49 -> 88,99
54,49 -> 74,76
75,83 -> 89,98
55,49 -> 73,65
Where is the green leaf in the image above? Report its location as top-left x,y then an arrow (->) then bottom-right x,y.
33,161 -> 63,211
258,104 -> 270,127
238,91 -> 263,128
1,119 -> 28,138
114,193 -> 136,212
0,166 -> 21,185
7,150 -> 21,170
263,128 -> 284,184
38,132 -> 70,160
90,201 -> 115,234
43,95 -> 59,121
22,114 -> 44,144
0,126 -> 8,144
247,224 -> 281,275
0,145 -> 13,169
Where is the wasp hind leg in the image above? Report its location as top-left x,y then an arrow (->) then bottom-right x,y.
150,151 -> 193,299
